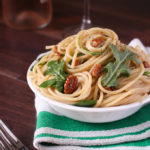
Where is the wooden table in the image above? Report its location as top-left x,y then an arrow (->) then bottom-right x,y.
0,0 -> 150,149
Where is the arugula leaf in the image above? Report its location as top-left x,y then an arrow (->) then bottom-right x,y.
73,99 -> 97,107
143,71 -> 150,76
37,56 -> 43,61
38,61 -> 47,66
52,76 -> 65,92
45,60 -> 67,79
77,53 -> 84,57
39,79 -> 56,88
102,44 -> 140,87
30,65 -> 34,71
40,60 -> 67,92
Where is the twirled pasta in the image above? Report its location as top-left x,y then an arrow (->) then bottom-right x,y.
28,27 -> 150,107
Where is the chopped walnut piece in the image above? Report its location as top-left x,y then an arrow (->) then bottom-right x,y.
64,75 -> 78,94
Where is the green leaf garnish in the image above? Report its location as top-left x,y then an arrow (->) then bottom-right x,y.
73,99 -> 97,107
37,56 -> 43,61
39,79 -> 56,88
44,60 -> 67,80
77,53 -> 84,57
102,44 -> 141,87
40,60 -> 67,92
143,71 -> 150,76
30,65 -> 34,71
38,61 -> 47,66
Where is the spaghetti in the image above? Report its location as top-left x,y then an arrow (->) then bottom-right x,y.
28,27 -> 150,107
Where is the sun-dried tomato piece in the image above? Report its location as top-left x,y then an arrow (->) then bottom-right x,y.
91,38 -> 104,47
105,87 -> 111,91
105,86 -> 116,91
64,75 -> 78,94
143,61 -> 150,68
75,59 -> 82,66
91,64 -> 101,78
53,45 -> 63,56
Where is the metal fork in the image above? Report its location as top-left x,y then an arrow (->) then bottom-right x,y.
0,119 -> 29,150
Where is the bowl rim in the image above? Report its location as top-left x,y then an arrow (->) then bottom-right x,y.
27,51 -> 150,113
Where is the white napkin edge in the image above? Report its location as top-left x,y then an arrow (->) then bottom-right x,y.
146,47 -> 150,54
128,38 -> 147,53
128,38 -> 150,55
35,96 -> 62,116
34,38 -> 150,115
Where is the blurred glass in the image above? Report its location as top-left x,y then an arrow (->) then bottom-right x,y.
2,0 -> 52,30
63,0 -> 93,37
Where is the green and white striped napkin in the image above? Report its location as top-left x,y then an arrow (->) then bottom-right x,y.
33,39 -> 150,150
33,96 -> 150,150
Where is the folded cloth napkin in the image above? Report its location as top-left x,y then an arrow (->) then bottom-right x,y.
33,39 -> 150,150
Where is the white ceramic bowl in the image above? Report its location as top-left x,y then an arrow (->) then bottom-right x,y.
27,52 -> 150,123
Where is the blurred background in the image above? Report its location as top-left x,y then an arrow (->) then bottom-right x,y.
0,0 -> 150,43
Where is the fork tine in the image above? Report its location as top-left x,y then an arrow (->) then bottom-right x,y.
0,140 -> 6,150
0,119 -> 29,150
0,130 -> 16,150
0,130 -> 11,146
0,119 -> 18,143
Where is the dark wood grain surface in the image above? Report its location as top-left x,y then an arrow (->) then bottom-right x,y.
0,0 -> 150,149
